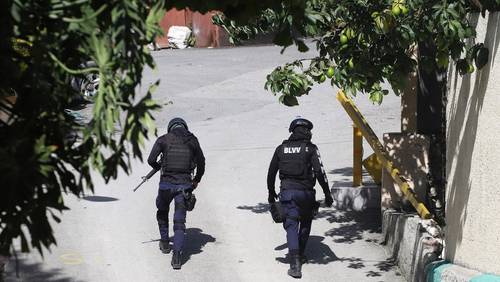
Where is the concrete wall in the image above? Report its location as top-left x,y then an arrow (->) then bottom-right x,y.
157,9 -> 187,48
381,133 -> 430,212
446,12 -> 500,274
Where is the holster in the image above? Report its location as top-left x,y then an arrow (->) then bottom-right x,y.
269,202 -> 285,223
183,191 -> 196,211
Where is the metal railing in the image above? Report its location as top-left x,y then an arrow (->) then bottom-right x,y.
336,90 -> 432,219
353,125 -> 363,186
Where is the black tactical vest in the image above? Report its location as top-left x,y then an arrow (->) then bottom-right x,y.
161,133 -> 194,174
278,140 -> 312,180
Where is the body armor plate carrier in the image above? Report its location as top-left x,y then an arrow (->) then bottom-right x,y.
278,141 -> 311,180
162,134 -> 194,175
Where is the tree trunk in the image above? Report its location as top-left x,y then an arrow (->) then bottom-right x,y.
417,41 -> 447,225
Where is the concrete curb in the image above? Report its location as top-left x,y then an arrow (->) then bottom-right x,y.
425,260 -> 500,282
382,210 -> 442,282
382,210 -> 500,282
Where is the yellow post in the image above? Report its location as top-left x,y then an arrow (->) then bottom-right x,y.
353,125 -> 363,187
336,90 -> 432,220
363,153 -> 382,185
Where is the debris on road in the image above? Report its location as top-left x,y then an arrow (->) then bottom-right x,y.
167,26 -> 192,49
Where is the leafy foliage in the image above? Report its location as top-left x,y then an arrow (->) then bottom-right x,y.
265,61 -> 313,106
215,0 -> 498,105
212,9 -> 279,45
0,0 -> 163,256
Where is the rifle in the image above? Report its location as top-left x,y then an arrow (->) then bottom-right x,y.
133,166 -> 160,192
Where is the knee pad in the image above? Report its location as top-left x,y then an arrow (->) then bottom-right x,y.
175,201 -> 186,211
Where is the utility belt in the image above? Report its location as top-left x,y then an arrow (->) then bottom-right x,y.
269,196 -> 319,223
158,182 -> 196,211
161,169 -> 192,176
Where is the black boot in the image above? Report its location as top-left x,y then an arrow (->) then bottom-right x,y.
171,251 -> 182,270
159,240 -> 171,254
287,254 -> 302,278
300,253 -> 308,264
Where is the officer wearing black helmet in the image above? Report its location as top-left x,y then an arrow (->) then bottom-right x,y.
267,117 -> 333,278
147,117 -> 205,270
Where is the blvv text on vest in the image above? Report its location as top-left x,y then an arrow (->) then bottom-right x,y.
284,147 -> 301,154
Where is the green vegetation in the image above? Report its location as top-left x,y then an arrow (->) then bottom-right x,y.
0,0 -> 164,256
214,0 -> 498,105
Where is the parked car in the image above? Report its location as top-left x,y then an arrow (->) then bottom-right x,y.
69,61 -> 99,107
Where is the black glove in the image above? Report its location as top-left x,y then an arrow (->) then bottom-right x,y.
268,190 -> 278,203
325,193 -> 334,207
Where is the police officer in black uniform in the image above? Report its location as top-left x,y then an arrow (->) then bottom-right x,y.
147,117 -> 205,270
267,118 -> 333,278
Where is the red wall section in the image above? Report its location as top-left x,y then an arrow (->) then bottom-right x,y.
156,9 -> 229,48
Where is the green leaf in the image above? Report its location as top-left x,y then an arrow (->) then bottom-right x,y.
282,95 -> 299,106
369,91 -> 384,104
273,26 -> 294,49
296,39 -> 309,52
474,46 -> 489,69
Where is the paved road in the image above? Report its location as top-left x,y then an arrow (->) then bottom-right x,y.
4,44 -> 404,282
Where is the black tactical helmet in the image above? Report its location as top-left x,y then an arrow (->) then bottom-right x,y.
168,117 -> 188,132
289,118 -> 313,133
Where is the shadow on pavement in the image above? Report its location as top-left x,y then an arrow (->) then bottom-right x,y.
2,258 -> 83,282
329,166 -> 370,190
236,203 -> 269,214
320,209 -> 381,244
328,167 -> 369,178
342,257 -> 365,269
81,196 -> 119,202
274,236 -> 339,265
371,257 -> 400,276
328,167 -> 353,177
334,256 -> 401,277
182,228 -> 216,264
237,202 -> 381,245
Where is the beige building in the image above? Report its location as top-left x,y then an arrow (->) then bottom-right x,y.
445,12 -> 500,274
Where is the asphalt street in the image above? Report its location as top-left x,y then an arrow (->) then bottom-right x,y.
4,44 -> 404,282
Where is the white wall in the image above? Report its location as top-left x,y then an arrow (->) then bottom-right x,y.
446,12 -> 500,274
